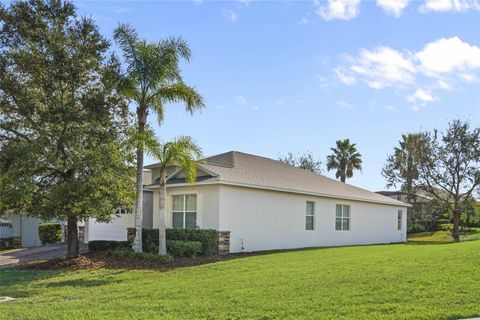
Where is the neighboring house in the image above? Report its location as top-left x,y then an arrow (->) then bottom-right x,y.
87,151 -> 409,253
375,191 -> 432,204
0,213 -> 66,247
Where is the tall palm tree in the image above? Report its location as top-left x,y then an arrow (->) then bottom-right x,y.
152,136 -> 202,255
326,139 -> 362,183
114,24 -> 205,252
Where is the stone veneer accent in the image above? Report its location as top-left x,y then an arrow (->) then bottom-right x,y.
126,228 -> 231,255
217,231 -> 230,255
127,227 -> 135,244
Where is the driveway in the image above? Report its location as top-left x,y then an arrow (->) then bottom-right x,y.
0,244 -> 88,266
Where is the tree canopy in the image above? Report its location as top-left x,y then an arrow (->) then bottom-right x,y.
0,0 -> 134,257
278,151 -> 323,174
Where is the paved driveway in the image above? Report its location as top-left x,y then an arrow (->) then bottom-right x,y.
0,244 -> 88,265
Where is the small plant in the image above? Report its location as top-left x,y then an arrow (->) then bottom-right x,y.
38,223 -> 62,245
167,240 -> 202,257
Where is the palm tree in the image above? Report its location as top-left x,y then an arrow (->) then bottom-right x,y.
152,136 -> 202,255
114,24 -> 205,252
326,139 -> 362,183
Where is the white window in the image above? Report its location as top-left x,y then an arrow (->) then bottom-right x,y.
115,207 -> 132,215
306,201 -> 315,230
172,194 -> 197,229
335,205 -> 350,231
397,210 -> 402,230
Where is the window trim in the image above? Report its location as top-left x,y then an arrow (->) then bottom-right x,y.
115,207 -> 132,215
305,201 -> 315,231
335,204 -> 351,231
171,194 -> 197,229
397,210 -> 402,230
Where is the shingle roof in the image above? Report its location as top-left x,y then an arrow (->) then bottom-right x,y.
162,151 -> 408,207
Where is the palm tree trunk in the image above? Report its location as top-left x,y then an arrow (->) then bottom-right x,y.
66,216 -> 79,258
132,114 -> 146,253
158,170 -> 167,255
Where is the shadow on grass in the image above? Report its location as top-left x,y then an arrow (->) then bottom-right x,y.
45,277 -> 125,288
0,265 -> 63,298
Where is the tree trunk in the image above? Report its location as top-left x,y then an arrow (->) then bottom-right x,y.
66,216 -> 79,258
158,170 -> 167,256
132,114 -> 146,253
452,207 -> 460,242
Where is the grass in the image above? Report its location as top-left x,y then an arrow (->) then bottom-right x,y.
408,229 -> 480,244
0,240 -> 479,320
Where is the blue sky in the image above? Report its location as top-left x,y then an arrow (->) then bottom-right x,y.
74,0 -> 479,192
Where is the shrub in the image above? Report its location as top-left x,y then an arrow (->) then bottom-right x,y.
0,237 -> 16,249
142,228 -> 218,256
106,248 -> 172,263
38,223 -> 62,245
408,223 -> 426,234
88,240 -> 131,252
167,240 -> 202,257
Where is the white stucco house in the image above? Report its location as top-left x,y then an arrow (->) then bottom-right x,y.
85,151 -> 409,253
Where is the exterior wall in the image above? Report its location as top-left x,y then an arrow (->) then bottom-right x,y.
218,185 -> 407,253
87,213 -> 134,241
152,184 -> 220,230
86,190 -> 153,242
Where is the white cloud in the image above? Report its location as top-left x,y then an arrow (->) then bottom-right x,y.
419,0 -> 480,12
384,105 -> 395,111
348,46 -> 416,89
334,37 -> 480,110
376,0 -> 410,17
408,88 -> 437,111
415,37 -> 480,75
235,95 -> 247,104
337,100 -> 354,110
334,67 -> 356,85
316,0 -> 361,20
224,9 -> 239,22
275,99 -> 284,105
407,88 -> 436,103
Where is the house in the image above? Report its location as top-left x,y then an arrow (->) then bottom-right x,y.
85,151 -> 409,253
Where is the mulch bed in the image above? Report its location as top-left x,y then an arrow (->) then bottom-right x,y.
18,251 -> 255,271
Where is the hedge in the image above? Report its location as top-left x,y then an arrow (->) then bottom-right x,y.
106,248 -> 172,263
38,223 -> 62,245
142,228 -> 218,256
88,240 -> 131,252
167,240 -> 202,257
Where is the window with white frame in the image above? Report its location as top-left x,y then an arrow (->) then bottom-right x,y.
335,204 -> 350,231
115,207 -> 132,215
172,194 -> 197,229
397,210 -> 402,230
306,201 -> 315,230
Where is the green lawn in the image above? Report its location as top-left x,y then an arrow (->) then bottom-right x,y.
408,229 -> 480,244
1,240 -> 479,320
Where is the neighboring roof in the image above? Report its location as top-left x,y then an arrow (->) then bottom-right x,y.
147,151 -> 410,207
376,191 -> 404,196
376,190 -> 434,201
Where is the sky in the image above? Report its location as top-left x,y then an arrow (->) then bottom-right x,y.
72,0 -> 480,192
